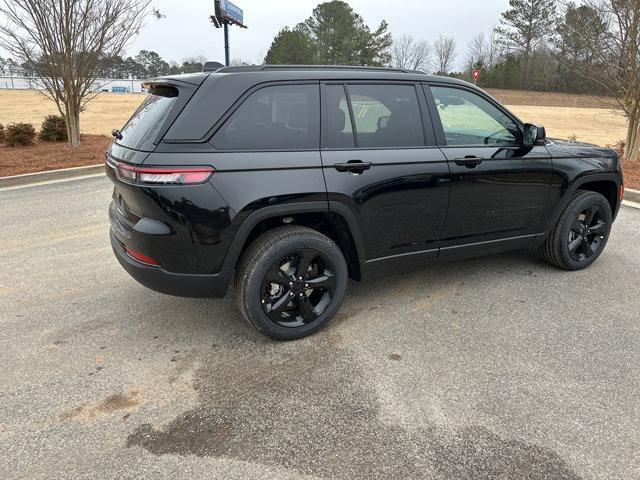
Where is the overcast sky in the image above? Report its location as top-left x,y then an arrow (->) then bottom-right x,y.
128,0 -> 510,68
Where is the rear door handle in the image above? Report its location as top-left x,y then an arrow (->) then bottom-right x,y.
333,160 -> 372,174
454,156 -> 483,168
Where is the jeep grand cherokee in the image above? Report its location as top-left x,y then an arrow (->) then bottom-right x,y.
107,65 -> 624,340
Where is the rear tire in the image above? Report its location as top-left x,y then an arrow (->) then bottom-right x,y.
540,190 -> 612,271
235,226 -> 348,340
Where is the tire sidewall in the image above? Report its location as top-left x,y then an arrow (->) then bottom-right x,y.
559,193 -> 612,270
245,235 -> 348,340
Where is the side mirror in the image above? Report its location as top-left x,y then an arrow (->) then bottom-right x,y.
523,123 -> 546,147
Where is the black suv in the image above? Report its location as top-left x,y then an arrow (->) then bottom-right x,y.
107,65 -> 624,340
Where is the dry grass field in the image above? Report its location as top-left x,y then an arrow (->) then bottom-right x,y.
507,105 -> 626,147
0,90 -> 146,136
0,88 -> 628,148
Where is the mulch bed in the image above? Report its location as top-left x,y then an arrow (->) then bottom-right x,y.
1,134 -> 639,191
622,160 -> 640,191
0,134 -> 111,177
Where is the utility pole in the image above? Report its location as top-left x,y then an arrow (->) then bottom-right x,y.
223,22 -> 230,66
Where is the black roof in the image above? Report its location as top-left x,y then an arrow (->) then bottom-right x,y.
207,64 -> 474,88
150,65 -> 475,89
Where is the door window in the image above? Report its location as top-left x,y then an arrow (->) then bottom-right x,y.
430,86 -> 519,146
212,84 -> 319,150
347,84 -> 424,148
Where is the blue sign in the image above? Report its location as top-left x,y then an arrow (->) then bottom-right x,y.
112,86 -> 129,93
219,0 -> 243,25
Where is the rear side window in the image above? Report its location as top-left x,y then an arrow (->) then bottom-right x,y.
348,84 -> 424,148
118,85 -> 178,152
212,84 -> 320,150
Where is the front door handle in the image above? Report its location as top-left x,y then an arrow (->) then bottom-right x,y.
454,156 -> 483,168
333,160 -> 372,174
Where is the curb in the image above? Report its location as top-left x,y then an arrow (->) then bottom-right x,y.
0,164 -> 104,189
625,187 -> 640,204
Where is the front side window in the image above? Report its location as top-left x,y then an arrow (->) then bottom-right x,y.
347,84 -> 424,148
430,86 -> 519,147
212,84 -> 320,150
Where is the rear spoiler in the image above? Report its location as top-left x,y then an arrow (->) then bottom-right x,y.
142,72 -> 209,89
203,61 -> 225,72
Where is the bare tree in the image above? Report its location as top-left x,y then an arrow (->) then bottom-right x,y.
465,33 -> 488,72
230,58 -> 251,66
465,32 -> 501,73
391,35 -> 431,71
434,35 -> 456,74
559,0 -> 640,160
0,0 -> 158,147
183,55 -> 208,65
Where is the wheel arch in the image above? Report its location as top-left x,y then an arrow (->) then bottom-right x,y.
578,179 -> 618,215
222,202 -> 365,280
543,173 -> 621,236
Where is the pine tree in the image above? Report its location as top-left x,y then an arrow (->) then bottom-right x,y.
264,27 -> 317,64
494,0 -> 557,88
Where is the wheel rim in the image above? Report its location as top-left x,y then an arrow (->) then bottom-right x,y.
260,249 -> 337,328
567,204 -> 608,262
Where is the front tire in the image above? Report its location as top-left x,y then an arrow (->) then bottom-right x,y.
235,226 -> 348,340
540,190 -> 612,271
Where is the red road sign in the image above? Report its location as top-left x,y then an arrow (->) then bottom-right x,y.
472,69 -> 481,81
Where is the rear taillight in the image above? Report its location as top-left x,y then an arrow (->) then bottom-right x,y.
620,183 -> 624,200
113,161 -> 214,185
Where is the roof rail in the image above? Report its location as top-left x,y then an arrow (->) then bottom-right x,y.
215,64 -> 424,74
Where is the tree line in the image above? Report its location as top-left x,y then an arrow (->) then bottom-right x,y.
263,0 -> 610,95
0,51 -> 210,79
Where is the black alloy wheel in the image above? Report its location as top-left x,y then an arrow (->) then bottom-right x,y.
235,226 -> 348,340
567,204 -> 608,263
261,249 -> 337,328
540,190 -> 613,271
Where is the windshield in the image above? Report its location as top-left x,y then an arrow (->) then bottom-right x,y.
117,86 -> 178,152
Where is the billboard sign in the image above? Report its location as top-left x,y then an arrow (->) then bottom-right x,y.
218,0 -> 243,26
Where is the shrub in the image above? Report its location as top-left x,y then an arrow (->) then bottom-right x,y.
0,123 -> 4,143
39,115 -> 68,142
5,123 -> 36,147
606,140 -> 625,159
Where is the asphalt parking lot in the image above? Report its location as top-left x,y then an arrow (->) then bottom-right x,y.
1,175 -> 639,479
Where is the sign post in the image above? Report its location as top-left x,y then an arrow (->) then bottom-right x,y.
472,69 -> 481,85
210,0 -> 247,66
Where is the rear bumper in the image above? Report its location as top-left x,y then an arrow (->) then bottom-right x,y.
110,231 -> 233,298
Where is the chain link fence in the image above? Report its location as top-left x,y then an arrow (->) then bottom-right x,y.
0,76 -> 146,93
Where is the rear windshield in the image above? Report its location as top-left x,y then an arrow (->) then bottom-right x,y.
116,86 -> 178,152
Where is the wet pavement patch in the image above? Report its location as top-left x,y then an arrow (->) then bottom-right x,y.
126,342 -> 580,479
